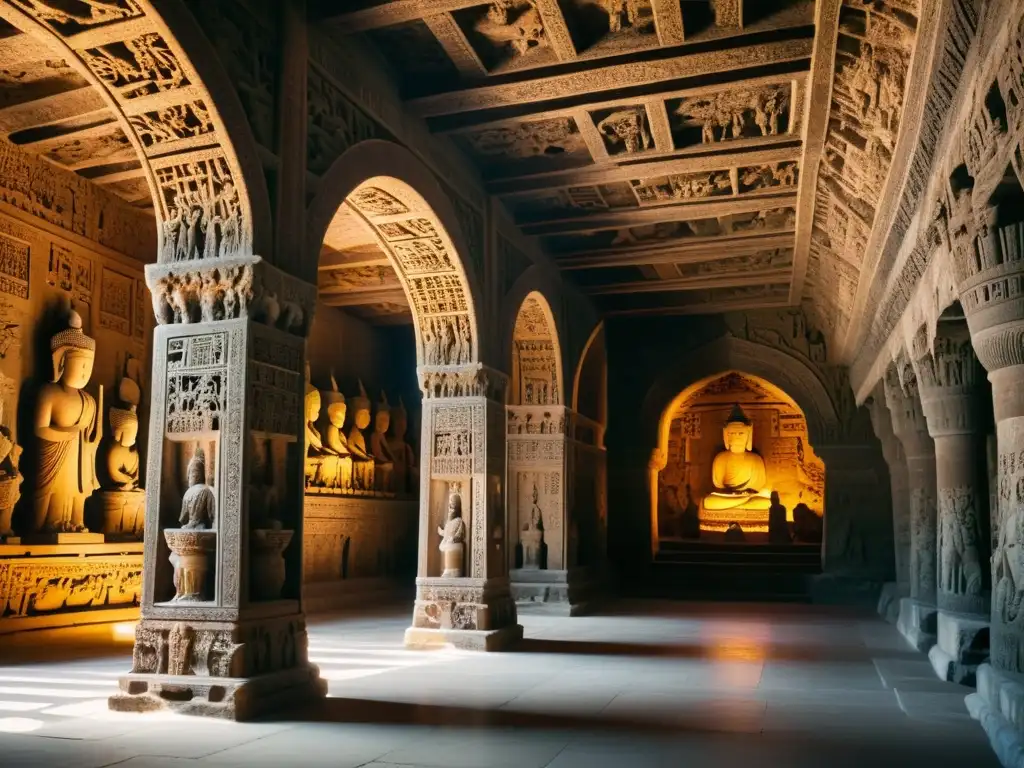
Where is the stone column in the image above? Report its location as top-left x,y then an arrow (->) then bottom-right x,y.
866,388 -> 912,623
404,366 -> 522,650
109,257 -> 326,719
884,361 -> 939,652
911,321 -> 991,683
506,406 -> 602,615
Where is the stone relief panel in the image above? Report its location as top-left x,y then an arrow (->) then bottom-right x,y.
667,83 -> 792,149
631,170 -> 732,204
165,333 -> 228,436
590,106 -> 654,155
544,206 -> 796,254
737,162 -> 799,193
0,555 -> 142,622
506,182 -> 638,221
307,66 -> 383,176
456,1 -> 558,71
512,295 -> 560,406
455,116 -> 593,176
675,248 -> 793,278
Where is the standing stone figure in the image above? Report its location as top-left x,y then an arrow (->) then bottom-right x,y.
437,489 -> 466,577
33,308 -> 102,533
521,484 -> 545,569
180,448 -> 215,530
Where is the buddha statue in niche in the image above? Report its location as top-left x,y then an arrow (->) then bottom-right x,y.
347,380 -> 375,491
388,397 -> 417,496
103,357 -> 142,491
318,371 -> 353,492
304,364 -> 327,487
370,391 -> 395,493
702,404 -> 771,515
33,308 -> 103,533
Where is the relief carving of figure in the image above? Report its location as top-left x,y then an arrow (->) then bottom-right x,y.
602,0 -> 642,33
438,488 -> 467,578
475,1 -> 548,57
33,308 -> 102,533
939,486 -> 984,597
0,391 -> 23,538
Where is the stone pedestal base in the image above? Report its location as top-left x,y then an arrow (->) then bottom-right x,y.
897,597 -> 938,653
876,582 -> 907,624
403,623 -> 523,651
406,576 -> 521,651
510,567 -> 595,616
928,610 -> 989,685
967,664 -> 1024,767
109,664 -> 326,721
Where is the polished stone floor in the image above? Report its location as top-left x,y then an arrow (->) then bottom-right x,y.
0,600 -> 998,767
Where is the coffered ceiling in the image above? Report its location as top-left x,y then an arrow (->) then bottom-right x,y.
323,0 -> 925,350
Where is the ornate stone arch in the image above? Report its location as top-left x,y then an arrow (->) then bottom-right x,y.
0,0 -> 272,261
506,290 -> 564,407
305,140 -> 483,368
642,335 -> 840,455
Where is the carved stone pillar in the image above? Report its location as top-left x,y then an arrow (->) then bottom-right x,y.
506,405 -> 601,615
911,321 -> 991,683
884,361 -> 939,652
866,388 -> 912,623
404,366 -> 522,650
108,257 -> 326,719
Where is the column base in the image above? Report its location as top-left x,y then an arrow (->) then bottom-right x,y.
927,610 -> 989,685
967,663 -> 1024,767
406,576 -> 521,651
108,664 -> 326,721
876,582 -> 907,624
897,597 -> 938,653
510,566 -> 596,616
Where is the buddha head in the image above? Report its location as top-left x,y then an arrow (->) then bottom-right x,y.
51,308 -> 95,388
187,446 -> 207,487
110,407 -> 139,448
324,370 -> 346,428
391,397 -> 409,439
722,404 -> 754,454
375,391 -> 391,434
352,380 -> 371,430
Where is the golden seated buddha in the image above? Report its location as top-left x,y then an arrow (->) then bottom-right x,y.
702,405 -> 771,528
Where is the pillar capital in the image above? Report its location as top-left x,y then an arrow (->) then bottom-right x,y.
910,320 -> 987,438
883,361 -> 934,457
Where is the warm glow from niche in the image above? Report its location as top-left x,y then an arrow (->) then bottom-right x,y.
112,621 -> 137,642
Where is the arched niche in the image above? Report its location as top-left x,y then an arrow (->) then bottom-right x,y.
651,370 -> 826,545
509,292 -> 563,407
0,0 -> 272,262
306,141 -> 483,368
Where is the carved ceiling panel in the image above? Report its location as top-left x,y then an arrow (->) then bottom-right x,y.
454,115 -> 593,174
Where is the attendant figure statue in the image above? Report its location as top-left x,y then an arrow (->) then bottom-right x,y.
320,372 -> 352,492
388,397 -> 418,496
520,484 -> 545,569
33,308 -> 102,533
768,491 -> 791,544
437,489 -> 466,577
347,380 -> 375,492
103,361 -> 142,491
370,391 -> 395,493
701,405 -> 771,528
180,448 -> 215,530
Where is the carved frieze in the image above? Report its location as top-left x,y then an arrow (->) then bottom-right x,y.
0,555 -> 142,620
458,116 -> 590,168
668,83 -> 791,148
631,171 -> 731,204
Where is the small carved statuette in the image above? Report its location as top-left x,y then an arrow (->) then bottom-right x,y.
180,447 -> 215,530
33,308 -> 102,534
520,484 -> 545,569
438,489 -> 467,577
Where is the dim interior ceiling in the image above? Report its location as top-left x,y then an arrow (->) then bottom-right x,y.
0,2 -> 924,339
320,0 -> 922,348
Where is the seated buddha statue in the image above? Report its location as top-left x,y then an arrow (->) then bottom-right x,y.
702,404 -> 771,515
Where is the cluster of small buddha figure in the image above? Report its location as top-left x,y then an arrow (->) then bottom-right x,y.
4,307 -> 147,540
304,367 -> 417,497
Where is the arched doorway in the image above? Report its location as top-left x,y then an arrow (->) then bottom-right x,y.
305,141 -> 518,649
650,370 -> 825,548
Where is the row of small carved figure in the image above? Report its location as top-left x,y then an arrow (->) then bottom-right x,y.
151,269 -> 305,333
1,567 -> 142,618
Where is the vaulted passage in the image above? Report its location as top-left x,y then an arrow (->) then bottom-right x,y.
0,1 -> 1020,765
